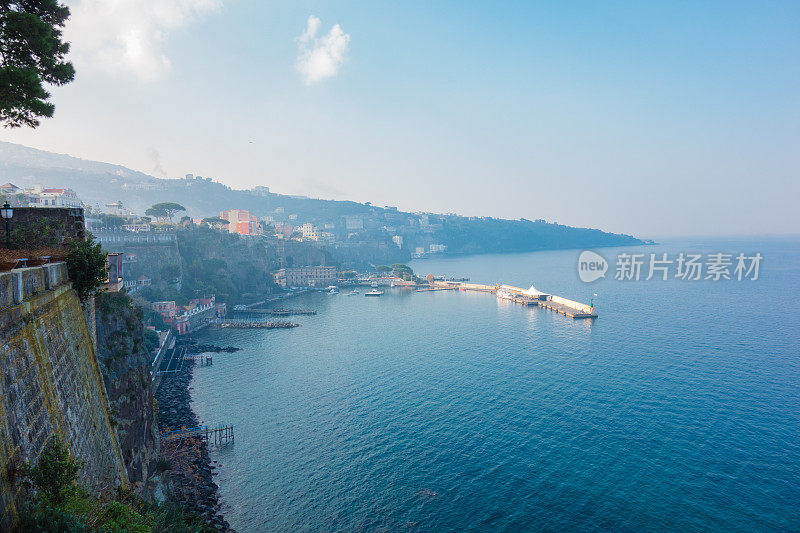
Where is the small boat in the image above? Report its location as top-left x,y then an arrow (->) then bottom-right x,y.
365,289 -> 384,297
347,289 -> 360,295
496,288 -> 515,301
328,288 -> 339,294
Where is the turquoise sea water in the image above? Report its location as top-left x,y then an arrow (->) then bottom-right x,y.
191,237 -> 800,532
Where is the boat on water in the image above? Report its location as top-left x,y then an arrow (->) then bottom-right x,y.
365,289 -> 384,297
496,288 -> 516,301
347,289 -> 360,295
327,285 -> 339,294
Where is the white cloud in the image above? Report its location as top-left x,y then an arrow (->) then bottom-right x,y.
295,16 -> 350,85
64,0 -> 223,82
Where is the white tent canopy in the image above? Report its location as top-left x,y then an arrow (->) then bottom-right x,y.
524,285 -> 544,296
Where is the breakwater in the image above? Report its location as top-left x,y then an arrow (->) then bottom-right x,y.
0,264 -> 128,530
216,320 -> 299,329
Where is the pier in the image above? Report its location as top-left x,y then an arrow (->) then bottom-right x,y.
432,281 -> 597,318
232,307 -> 316,316
183,353 -> 214,366
161,424 -> 234,446
215,319 -> 300,329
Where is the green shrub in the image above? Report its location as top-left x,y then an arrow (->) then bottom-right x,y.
20,437 -> 83,506
66,236 -> 107,300
16,502 -> 92,533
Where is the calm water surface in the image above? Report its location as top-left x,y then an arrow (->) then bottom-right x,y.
191,237 -> 800,532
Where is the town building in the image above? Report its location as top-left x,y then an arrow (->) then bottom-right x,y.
31,187 -> 82,208
273,222 -> 294,239
123,275 -> 152,293
152,301 -> 177,318
0,183 -> 22,196
104,201 -> 126,215
300,222 -> 320,241
0,183 -> 83,208
99,253 -> 125,292
273,266 -> 337,288
392,235 -> 404,249
152,297 -> 225,335
220,209 -> 262,235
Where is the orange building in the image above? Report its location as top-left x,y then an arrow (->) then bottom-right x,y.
220,209 -> 262,235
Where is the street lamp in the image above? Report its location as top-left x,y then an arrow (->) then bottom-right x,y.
0,202 -> 12,249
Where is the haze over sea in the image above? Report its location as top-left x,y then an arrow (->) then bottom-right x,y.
191,237 -> 800,532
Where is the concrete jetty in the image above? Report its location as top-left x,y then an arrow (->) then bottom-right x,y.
431,281 -> 597,319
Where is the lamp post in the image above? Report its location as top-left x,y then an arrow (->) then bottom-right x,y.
0,202 -> 12,249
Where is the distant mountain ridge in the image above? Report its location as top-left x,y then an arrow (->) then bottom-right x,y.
0,141 -> 156,180
0,141 -> 644,258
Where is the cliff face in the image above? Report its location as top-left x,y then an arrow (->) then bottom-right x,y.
94,292 -> 160,493
0,264 -> 128,530
176,226 -> 288,302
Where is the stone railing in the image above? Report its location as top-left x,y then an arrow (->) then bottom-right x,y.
0,262 -> 69,308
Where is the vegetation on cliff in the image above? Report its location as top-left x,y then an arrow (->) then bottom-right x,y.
18,438 -> 215,532
136,225 -> 287,305
66,236 -> 107,300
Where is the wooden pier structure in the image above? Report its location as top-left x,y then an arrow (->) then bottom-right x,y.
183,353 -> 214,365
161,425 -> 234,446
431,281 -> 598,319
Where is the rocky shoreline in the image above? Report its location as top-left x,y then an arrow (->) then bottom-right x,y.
155,350 -> 231,531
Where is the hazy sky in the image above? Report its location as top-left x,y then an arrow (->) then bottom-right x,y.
2,1 -> 799,237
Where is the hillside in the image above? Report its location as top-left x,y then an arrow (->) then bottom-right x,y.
0,142 -> 644,257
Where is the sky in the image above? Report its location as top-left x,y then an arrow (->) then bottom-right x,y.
2,0 -> 799,237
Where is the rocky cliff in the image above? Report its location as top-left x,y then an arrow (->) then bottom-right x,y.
94,291 -> 160,494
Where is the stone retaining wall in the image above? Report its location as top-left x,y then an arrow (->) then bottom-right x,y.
0,263 -> 128,531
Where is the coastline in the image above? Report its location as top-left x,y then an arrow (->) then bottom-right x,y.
155,345 -> 231,531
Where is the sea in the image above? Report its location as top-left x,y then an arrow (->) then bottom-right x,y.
190,236 -> 800,532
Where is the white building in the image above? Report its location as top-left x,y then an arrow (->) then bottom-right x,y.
300,222 -> 320,240
3,183 -> 84,208
105,200 -> 126,215
392,235 -> 404,249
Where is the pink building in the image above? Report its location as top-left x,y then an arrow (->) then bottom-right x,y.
152,301 -> 176,318
220,209 -> 262,235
